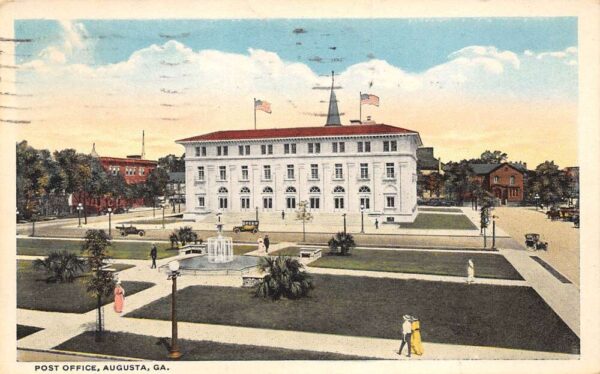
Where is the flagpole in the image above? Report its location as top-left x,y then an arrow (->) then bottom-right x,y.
359,91 -> 362,123
253,98 -> 256,130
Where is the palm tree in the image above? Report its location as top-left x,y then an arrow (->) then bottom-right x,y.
255,256 -> 313,301
176,226 -> 198,246
81,229 -> 114,342
169,232 -> 179,249
328,232 -> 356,256
32,250 -> 86,283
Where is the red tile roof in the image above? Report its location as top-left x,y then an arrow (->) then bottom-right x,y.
176,123 -> 419,143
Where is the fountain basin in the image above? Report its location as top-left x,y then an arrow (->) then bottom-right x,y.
162,254 -> 260,276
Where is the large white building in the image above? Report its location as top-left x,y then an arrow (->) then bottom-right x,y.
176,81 -> 422,223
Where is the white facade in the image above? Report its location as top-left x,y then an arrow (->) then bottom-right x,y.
177,127 -> 421,223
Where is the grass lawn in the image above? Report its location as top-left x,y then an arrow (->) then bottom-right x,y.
310,249 -> 522,280
271,246 -> 302,256
17,325 -> 43,340
418,207 -> 463,213
17,238 -> 176,260
54,331 -> 373,360
127,274 -> 578,354
17,260 -> 154,313
399,213 -> 477,230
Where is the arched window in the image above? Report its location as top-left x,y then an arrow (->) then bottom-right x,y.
359,186 -> 371,193
333,186 -> 345,193
309,186 -> 321,193
240,187 -> 251,194
285,186 -> 297,193
263,186 -> 273,193
218,187 -> 228,194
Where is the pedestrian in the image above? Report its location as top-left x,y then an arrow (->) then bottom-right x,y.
113,280 -> 125,314
264,234 -> 270,254
467,259 -> 475,283
398,315 -> 413,357
281,210 -> 285,220
257,237 -> 265,253
410,316 -> 424,356
150,243 -> 158,269
375,219 -> 379,229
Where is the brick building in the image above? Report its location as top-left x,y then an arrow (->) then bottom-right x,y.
470,163 -> 526,205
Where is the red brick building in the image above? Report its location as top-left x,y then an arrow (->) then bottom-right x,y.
470,163 -> 526,205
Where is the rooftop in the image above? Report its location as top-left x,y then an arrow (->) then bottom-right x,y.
469,163 -> 527,175
176,123 -> 420,143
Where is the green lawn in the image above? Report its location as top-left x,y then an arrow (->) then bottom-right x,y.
17,238 -> 176,260
418,207 -> 463,213
271,246 -> 302,256
310,249 -> 522,280
126,274 -> 579,354
54,331 -> 373,360
17,260 -> 154,313
399,213 -> 477,230
17,324 -> 43,340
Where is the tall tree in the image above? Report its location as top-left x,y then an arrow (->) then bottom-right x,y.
442,161 -> 476,205
479,150 -> 508,164
16,141 -> 49,218
144,167 -> 170,214
157,153 -> 185,173
527,161 -> 570,206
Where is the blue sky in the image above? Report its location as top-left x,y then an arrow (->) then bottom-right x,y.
15,18 -> 577,74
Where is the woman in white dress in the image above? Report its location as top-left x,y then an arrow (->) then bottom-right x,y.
467,259 -> 475,283
257,237 -> 265,253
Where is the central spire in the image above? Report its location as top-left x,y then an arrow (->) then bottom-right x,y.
325,70 -> 342,127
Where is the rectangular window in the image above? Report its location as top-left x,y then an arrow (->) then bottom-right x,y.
335,164 -> 343,179
223,146 -> 228,156
219,166 -> 227,181
198,166 -> 205,181
264,165 -> 271,180
268,144 -> 273,154
139,167 -> 145,176
195,146 -> 201,157
386,163 -> 395,178
201,146 -> 207,156
284,144 -> 290,154
510,176 -> 515,185
286,197 -> 296,209
386,196 -> 395,208
291,144 -> 296,154
219,197 -> 228,209
311,164 -> 319,179
241,166 -> 248,180
334,197 -> 344,209
391,141 -> 397,152
332,142 -> 338,153
263,197 -> 273,209
494,176 -> 499,183
261,145 -> 266,155
241,197 -> 250,209
308,143 -> 313,153
239,145 -> 244,155
383,141 -> 389,152
365,141 -> 371,152
360,163 -> 369,179
287,164 -> 295,179
245,145 -> 250,155
339,142 -> 345,153
315,143 -> 320,153
357,142 -> 363,153
310,197 -> 320,209
360,197 -> 370,210
217,146 -> 222,156
198,196 -> 205,207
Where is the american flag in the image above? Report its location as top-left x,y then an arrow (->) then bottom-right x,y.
360,93 -> 379,106
255,99 -> 272,114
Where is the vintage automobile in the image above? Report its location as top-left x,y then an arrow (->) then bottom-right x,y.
524,233 -> 548,251
116,224 -> 145,237
573,214 -> 580,228
232,220 -> 260,234
546,208 -> 561,221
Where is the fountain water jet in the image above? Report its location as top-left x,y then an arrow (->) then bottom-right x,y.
206,223 -> 233,263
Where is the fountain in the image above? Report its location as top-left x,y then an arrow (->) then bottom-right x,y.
207,223 -> 233,263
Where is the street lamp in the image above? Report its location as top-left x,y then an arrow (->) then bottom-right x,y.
255,206 -> 259,222
342,213 -> 347,235
534,193 -> 540,210
360,205 -> 365,234
161,203 -> 166,229
107,207 -> 113,238
167,260 -> 182,359
491,215 -> 498,250
77,203 -> 83,228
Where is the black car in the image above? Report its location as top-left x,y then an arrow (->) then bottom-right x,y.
116,224 -> 145,237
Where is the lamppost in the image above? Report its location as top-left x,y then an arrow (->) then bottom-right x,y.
161,203 -> 166,229
360,205 -> 365,234
167,260 -> 182,359
491,215 -> 498,250
77,203 -> 83,227
107,207 -> 113,238
217,209 -> 222,223
255,206 -> 259,221
30,212 -> 36,237
342,213 -> 347,235
534,193 -> 540,210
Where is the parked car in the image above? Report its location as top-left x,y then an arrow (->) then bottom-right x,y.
233,220 -> 260,234
524,233 -> 548,251
116,224 -> 145,237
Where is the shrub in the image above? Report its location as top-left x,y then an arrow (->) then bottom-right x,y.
328,232 -> 356,256
33,250 -> 87,283
255,256 -> 313,301
175,226 -> 199,246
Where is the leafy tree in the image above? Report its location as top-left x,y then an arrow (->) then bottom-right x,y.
479,150 -> 508,164
255,256 -> 313,301
328,232 -> 356,256
527,161 -> 570,207
442,161 -> 476,205
32,251 -> 86,283
144,167 -> 170,214
175,226 -> 198,246
157,153 -> 185,173
16,141 -> 49,218
81,230 -> 114,342
169,233 -> 179,249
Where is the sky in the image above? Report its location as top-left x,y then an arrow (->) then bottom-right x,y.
7,18 -> 578,167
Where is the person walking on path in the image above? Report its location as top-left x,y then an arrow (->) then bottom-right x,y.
264,235 -> 270,254
375,219 -> 379,229
398,315 -> 413,357
467,259 -> 475,284
257,237 -> 265,254
410,317 -> 424,356
150,243 -> 158,269
281,210 -> 285,220
113,280 -> 125,314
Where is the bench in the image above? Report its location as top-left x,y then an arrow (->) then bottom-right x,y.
299,248 -> 322,259
179,244 -> 207,256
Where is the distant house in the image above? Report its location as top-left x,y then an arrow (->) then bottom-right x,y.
470,163 -> 527,205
